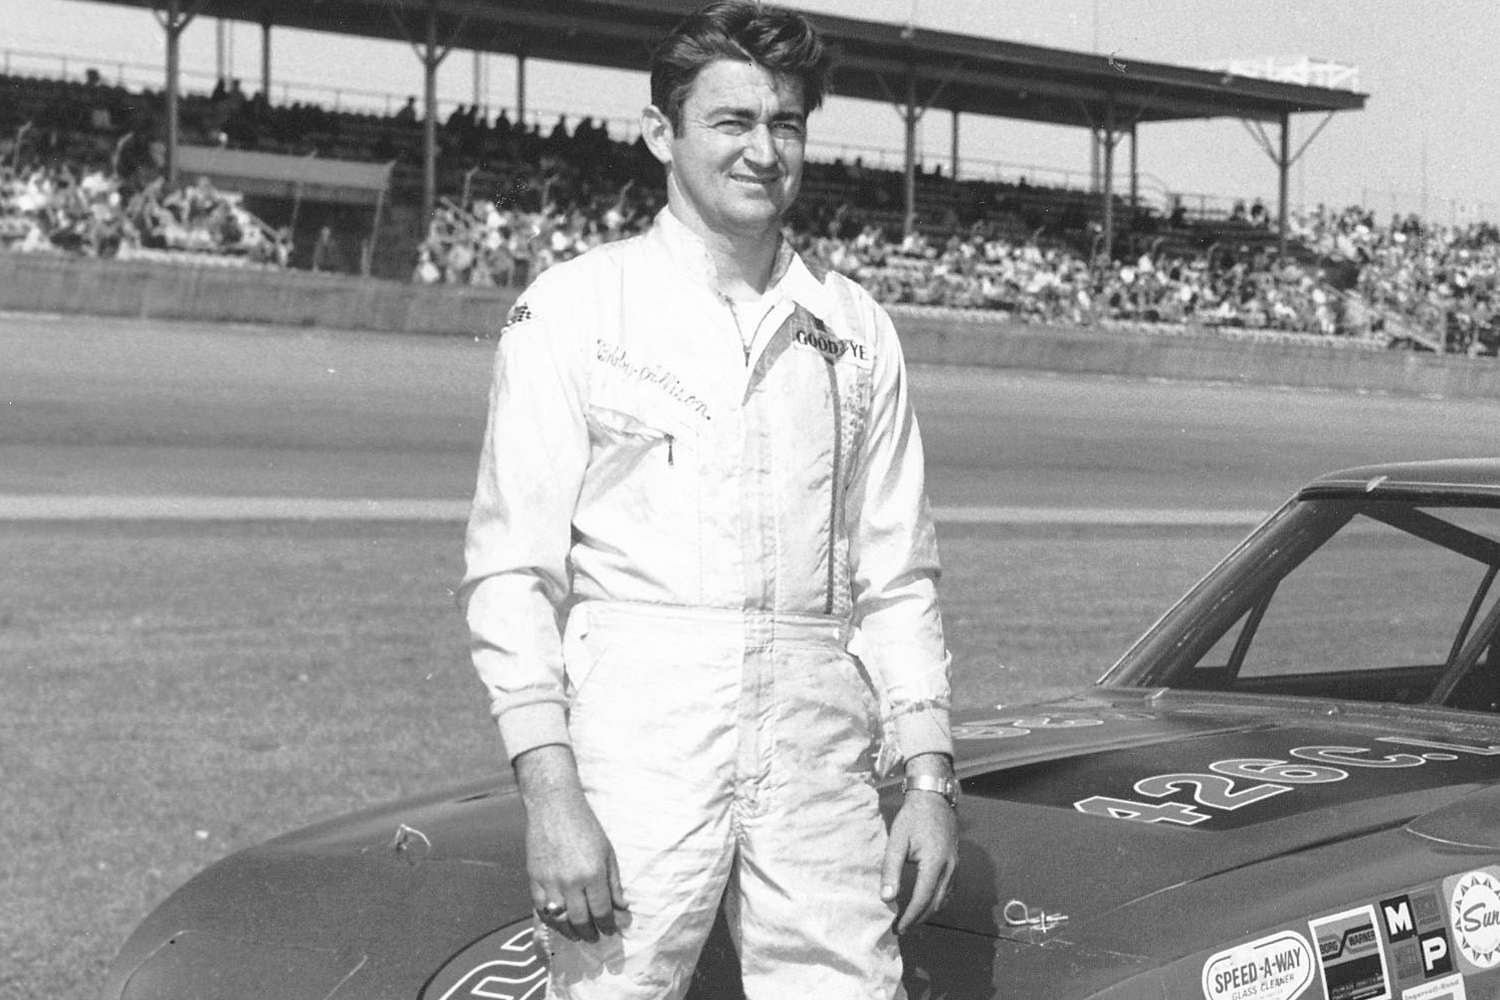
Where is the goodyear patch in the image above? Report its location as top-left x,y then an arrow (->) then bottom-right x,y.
1310,904 -> 1391,1000
1200,929 -> 1314,1000
792,324 -> 868,363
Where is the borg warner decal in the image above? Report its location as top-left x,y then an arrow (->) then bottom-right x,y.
1310,906 -> 1391,1000
1055,735 -> 1500,830
1446,868 -> 1500,973
1201,930 -> 1315,1000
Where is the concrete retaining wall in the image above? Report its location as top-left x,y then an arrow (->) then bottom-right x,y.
4,253 -> 1499,398
0,252 -> 514,338
889,307 -> 1500,400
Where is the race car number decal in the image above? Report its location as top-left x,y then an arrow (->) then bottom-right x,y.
1074,737 -> 1500,827
953,710 -> 1152,740
425,925 -> 546,1000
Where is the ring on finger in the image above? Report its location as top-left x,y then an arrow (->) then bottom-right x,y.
538,901 -> 568,920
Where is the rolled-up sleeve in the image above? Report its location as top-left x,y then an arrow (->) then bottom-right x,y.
843,300 -> 952,768
459,288 -> 588,762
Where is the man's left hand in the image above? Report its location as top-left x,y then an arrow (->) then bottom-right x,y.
880,767 -> 958,934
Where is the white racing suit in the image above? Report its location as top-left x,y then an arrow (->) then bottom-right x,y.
461,209 -> 951,999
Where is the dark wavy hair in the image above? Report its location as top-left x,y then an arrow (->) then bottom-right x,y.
650,1 -> 833,131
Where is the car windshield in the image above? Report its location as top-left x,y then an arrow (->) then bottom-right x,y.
1110,497 -> 1500,710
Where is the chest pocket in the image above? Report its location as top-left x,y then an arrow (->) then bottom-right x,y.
581,363 -> 707,535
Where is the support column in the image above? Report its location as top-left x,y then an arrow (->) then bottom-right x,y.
1090,128 -> 1100,192
516,46 -> 528,124
155,0 -> 202,188
1128,124 -> 1138,219
422,1 -> 440,223
950,107 -> 960,183
903,68 -> 918,237
1239,110 -> 1335,260
1277,111 -> 1291,258
1100,95 -> 1116,263
260,11 -> 272,100
390,0 -> 464,222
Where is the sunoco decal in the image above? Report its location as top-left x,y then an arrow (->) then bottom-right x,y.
1400,974 -> 1466,1000
1200,929 -> 1314,1000
1310,905 -> 1391,1000
1447,868 -> 1500,972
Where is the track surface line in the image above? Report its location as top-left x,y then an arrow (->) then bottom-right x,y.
0,494 -> 1267,526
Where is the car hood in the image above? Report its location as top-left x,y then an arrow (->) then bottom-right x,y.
103,779 -> 536,1000
934,690 -> 1500,946
108,689 -> 1500,998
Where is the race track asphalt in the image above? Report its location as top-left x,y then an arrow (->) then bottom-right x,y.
3,311 -> 1496,519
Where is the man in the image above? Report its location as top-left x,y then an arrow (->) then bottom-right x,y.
460,3 -> 956,996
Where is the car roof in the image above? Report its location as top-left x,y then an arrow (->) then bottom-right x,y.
1302,457 -> 1500,500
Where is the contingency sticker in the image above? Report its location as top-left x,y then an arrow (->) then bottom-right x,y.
1400,973 -> 1466,1000
1445,867 -> 1500,973
1200,929 -> 1315,1000
1379,888 -> 1454,985
1310,905 -> 1392,1000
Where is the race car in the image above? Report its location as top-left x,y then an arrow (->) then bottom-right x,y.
104,458 -> 1500,1000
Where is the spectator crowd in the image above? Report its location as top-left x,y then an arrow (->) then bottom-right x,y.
0,157 -> 290,265
3,63 -> 1497,356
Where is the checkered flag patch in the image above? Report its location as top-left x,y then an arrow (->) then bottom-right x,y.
501,301 -> 535,335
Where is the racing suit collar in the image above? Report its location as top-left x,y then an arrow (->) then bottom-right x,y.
649,208 -> 834,326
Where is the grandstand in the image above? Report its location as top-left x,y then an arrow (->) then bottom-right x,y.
2,2 -> 1496,356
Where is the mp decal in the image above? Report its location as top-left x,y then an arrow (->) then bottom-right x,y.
1382,889 -> 1453,984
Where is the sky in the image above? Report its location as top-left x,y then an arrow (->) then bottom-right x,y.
5,0 -> 1498,224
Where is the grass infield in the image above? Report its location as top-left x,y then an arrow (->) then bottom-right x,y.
1,518 -> 1238,999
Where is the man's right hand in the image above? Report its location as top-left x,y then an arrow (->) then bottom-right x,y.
513,744 -> 626,941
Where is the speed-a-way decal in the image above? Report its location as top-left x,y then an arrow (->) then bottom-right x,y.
1201,929 -> 1315,1000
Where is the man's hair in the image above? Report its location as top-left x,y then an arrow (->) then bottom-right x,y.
650,1 -> 832,131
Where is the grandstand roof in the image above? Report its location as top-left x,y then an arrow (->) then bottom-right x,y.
91,0 -> 1366,128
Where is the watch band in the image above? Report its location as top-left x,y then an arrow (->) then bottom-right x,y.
901,773 -> 959,808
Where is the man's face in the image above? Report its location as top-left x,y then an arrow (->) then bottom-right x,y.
645,58 -> 807,243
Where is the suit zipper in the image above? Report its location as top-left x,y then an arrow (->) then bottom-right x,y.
724,293 -> 753,366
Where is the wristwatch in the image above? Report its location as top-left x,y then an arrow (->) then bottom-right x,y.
901,773 -> 960,808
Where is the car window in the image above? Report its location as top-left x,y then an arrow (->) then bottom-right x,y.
1180,503 -> 1500,704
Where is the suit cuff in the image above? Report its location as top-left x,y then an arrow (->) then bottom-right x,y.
496,702 -> 571,763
